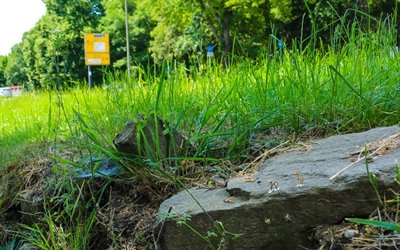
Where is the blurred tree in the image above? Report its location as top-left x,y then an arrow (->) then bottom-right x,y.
142,0 -> 272,63
4,43 -> 28,87
194,0 -> 233,64
16,0 -> 105,89
3,0 -> 399,88
0,56 -> 7,87
138,0 -> 208,63
225,0 -> 271,57
99,0 -> 154,68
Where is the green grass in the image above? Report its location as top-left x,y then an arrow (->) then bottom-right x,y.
344,160 -> 400,248
1,13 -> 400,248
1,15 -> 400,170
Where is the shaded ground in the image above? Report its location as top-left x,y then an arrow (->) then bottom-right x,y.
0,158 -> 167,249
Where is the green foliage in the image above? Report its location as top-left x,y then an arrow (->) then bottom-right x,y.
99,0 -> 154,67
0,56 -> 7,87
1,13 -> 400,248
345,218 -> 400,232
2,15 -> 400,168
18,200 -> 97,250
2,0 -> 398,87
346,160 -> 400,236
0,239 -> 22,250
1,0 -> 105,89
17,167 -> 100,249
173,214 -> 241,250
3,44 -> 28,87
140,0 -> 207,62
364,146 -> 383,205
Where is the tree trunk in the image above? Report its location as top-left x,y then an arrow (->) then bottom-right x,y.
222,10 -> 232,67
196,0 -> 219,43
397,14 -> 400,48
261,1 -> 271,38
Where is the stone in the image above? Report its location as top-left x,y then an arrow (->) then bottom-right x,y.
343,229 -> 359,239
155,126 -> 400,249
18,191 -> 44,225
208,175 -> 227,188
113,114 -> 189,161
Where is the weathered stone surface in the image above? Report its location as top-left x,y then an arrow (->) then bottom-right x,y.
18,191 -> 44,224
113,114 -> 188,161
155,126 -> 400,249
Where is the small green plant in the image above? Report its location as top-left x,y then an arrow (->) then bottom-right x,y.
345,156 -> 400,235
364,146 -> 383,205
164,213 -> 241,250
0,239 -> 22,250
15,166 -> 100,250
17,193 -> 97,250
18,207 -> 97,250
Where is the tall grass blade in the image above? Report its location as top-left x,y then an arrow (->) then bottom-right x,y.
345,218 -> 400,232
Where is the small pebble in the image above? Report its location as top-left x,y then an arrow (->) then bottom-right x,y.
343,229 -> 359,238
210,176 -> 227,187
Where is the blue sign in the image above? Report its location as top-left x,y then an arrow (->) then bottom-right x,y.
206,44 -> 214,53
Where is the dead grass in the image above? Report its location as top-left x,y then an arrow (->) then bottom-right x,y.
313,201 -> 400,249
96,192 -> 159,249
330,132 -> 400,180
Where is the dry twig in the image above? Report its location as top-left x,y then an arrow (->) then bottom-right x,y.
329,132 -> 400,180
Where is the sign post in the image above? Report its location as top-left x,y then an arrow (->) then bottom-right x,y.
124,0 -> 131,77
84,33 -> 110,89
88,65 -> 92,89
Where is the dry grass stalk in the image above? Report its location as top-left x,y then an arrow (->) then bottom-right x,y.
330,132 -> 400,180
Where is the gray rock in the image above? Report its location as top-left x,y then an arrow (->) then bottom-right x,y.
155,126 -> 400,249
113,114 -> 189,161
18,191 -> 44,224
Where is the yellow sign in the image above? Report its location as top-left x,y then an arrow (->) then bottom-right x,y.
84,33 -> 110,65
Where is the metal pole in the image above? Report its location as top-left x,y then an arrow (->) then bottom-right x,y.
88,65 -> 92,89
124,0 -> 131,78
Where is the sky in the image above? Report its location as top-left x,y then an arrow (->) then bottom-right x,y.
0,0 -> 46,56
